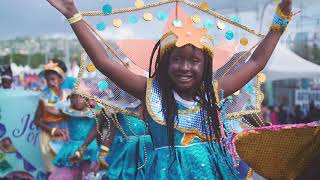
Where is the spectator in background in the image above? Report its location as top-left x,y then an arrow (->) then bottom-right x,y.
67,59 -> 80,78
261,101 -> 269,124
269,106 -> 280,125
308,101 -> 320,122
41,59 -> 77,90
278,103 -> 288,124
294,105 -> 304,123
0,66 -> 13,89
1,72 -> 13,89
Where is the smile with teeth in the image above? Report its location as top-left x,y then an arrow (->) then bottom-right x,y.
177,75 -> 192,81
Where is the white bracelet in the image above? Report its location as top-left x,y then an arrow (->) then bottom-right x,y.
100,145 -> 110,152
51,128 -> 57,136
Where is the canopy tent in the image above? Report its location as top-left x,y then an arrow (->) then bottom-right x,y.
263,44 -> 320,81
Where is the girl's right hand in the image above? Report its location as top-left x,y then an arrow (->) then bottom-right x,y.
46,0 -> 78,18
52,128 -> 64,136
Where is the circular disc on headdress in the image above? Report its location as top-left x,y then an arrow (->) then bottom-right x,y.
225,30 -> 234,40
143,13 -> 153,21
231,15 -> 240,23
157,11 -> 168,21
199,2 -> 209,11
135,0 -> 144,8
173,19 -> 183,27
234,123 -> 320,179
96,22 -> 106,31
113,19 -> 123,28
86,64 -> 96,72
98,80 -> 109,91
191,15 -> 201,24
203,19 -> 214,29
102,4 -> 112,15
216,21 -> 225,30
240,37 -> 248,46
258,73 -> 267,83
233,90 -> 240,96
128,15 -> 139,24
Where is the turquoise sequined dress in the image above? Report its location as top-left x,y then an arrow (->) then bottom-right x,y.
52,108 -> 99,168
104,113 -> 154,180
145,79 -> 240,180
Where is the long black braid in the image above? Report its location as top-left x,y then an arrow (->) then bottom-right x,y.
148,41 -> 222,157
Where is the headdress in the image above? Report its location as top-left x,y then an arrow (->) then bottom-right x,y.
43,60 -> 65,78
160,18 -> 214,57
1,75 -> 12,80
74,0 -> 266,120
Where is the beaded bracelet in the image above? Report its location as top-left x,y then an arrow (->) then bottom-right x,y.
270,5 -> 292,33
67,13 -> 82,24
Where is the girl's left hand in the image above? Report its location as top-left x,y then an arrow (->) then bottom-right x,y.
69,154 -> 81,164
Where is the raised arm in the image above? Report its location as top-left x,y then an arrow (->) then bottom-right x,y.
218,0 -> 292,97
46,0 -> 147,100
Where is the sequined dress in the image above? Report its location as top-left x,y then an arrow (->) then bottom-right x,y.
145,79 -> 240,180
103,114 -> 154,180
52,107 -> 99,167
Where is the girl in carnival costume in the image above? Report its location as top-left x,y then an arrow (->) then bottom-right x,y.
97,110 -> 153,180
47,0 -> 292,179
48,92 -> 99,180
34,59 -> 71,173
70,105 -> 154,179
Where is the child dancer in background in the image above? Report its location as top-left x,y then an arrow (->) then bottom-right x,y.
34,60 -> 71,173
71,107 -> 154,180
49,93 -> 99,180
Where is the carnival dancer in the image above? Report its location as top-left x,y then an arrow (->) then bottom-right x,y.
71,106 -> 154,180
34,60 -> 71,173
48,93 -> 99,180
47,0 -> 292,179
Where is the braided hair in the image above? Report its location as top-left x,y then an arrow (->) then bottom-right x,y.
148,41 -> 222,153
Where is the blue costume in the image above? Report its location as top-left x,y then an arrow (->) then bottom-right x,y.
52,107 -> 99,167
38,88 -> 71,172
145,79 -> 239,180
103,113 -> 154,180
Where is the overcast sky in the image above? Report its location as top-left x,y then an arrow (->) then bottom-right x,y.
0,0 -> 319,40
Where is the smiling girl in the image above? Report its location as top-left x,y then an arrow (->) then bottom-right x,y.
47,0 -> 292,179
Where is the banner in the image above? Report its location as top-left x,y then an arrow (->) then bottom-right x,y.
295,89 -> 320,109
0,89 -> 46,179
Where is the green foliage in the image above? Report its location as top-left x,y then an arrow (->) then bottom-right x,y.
12,54 -> 28,66
30,53 -> 45,68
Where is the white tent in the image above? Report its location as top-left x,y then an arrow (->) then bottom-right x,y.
263,44 -> 320,81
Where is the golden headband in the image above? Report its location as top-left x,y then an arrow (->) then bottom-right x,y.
160,18 -> 214,57
43,61 -> 65,77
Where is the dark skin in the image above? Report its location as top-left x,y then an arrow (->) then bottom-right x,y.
34,71 -> 65,136
1,78 -> 12,89
168,45 -> 204,100
45,71 -> 64,98
47,0 -> 292,103
68,112 -> 116,169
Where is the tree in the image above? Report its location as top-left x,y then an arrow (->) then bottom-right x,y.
12,54 -> 28,66
30,53 -> 45,68
312,44 -> 320,65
